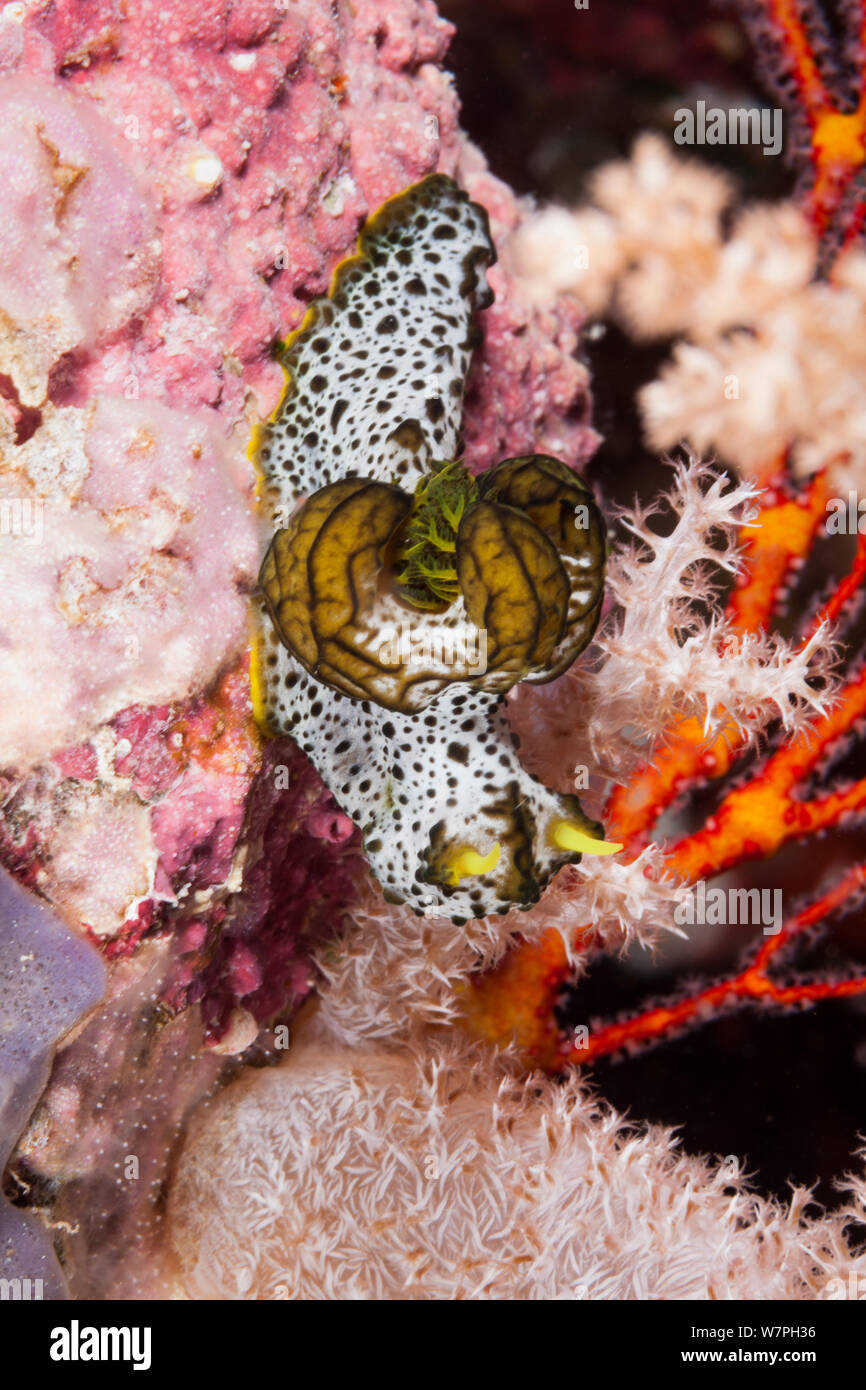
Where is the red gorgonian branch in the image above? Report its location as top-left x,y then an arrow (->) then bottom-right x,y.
737,0 -> 866,258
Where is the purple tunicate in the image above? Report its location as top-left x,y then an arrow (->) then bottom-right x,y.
0,867 -> 105,1299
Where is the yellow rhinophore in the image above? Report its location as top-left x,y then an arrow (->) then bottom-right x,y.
445,842 -> 501,885
551,820 -> 623,856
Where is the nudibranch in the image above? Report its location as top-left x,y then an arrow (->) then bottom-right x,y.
251,173 -> 619,921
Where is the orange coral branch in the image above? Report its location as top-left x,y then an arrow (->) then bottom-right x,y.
460,927 -> 573,1070
762,0 -> 829,121
666,657 -> 866,882
739,0 -> 866,247
565,863 -> 866,1065
463,861 -> 866,1070
807,527 -> 866,636
728,469 -> 831,630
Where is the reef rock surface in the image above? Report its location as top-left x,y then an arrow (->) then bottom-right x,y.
0,0 -> 595,1298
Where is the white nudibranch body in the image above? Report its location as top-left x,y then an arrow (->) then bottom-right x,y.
251,174 -> 618,921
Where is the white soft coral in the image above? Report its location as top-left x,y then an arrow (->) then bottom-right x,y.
510,133 -> 866,486
641,270 -> 866,484
584,456 -> 836,764
168,1032 -> 866,1300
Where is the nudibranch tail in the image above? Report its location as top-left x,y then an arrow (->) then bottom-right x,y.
250,174 -> 614,921
253,172 -> 496,520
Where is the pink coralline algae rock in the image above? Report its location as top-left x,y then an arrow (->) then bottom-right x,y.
0,72 -> 159,407
182,740 -> 366,1040
0,0 -> 595,945
0,0 -> 599,1297
0,0 -> 596,453
0,396 -> 257,772
0,0 -> 598,1264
